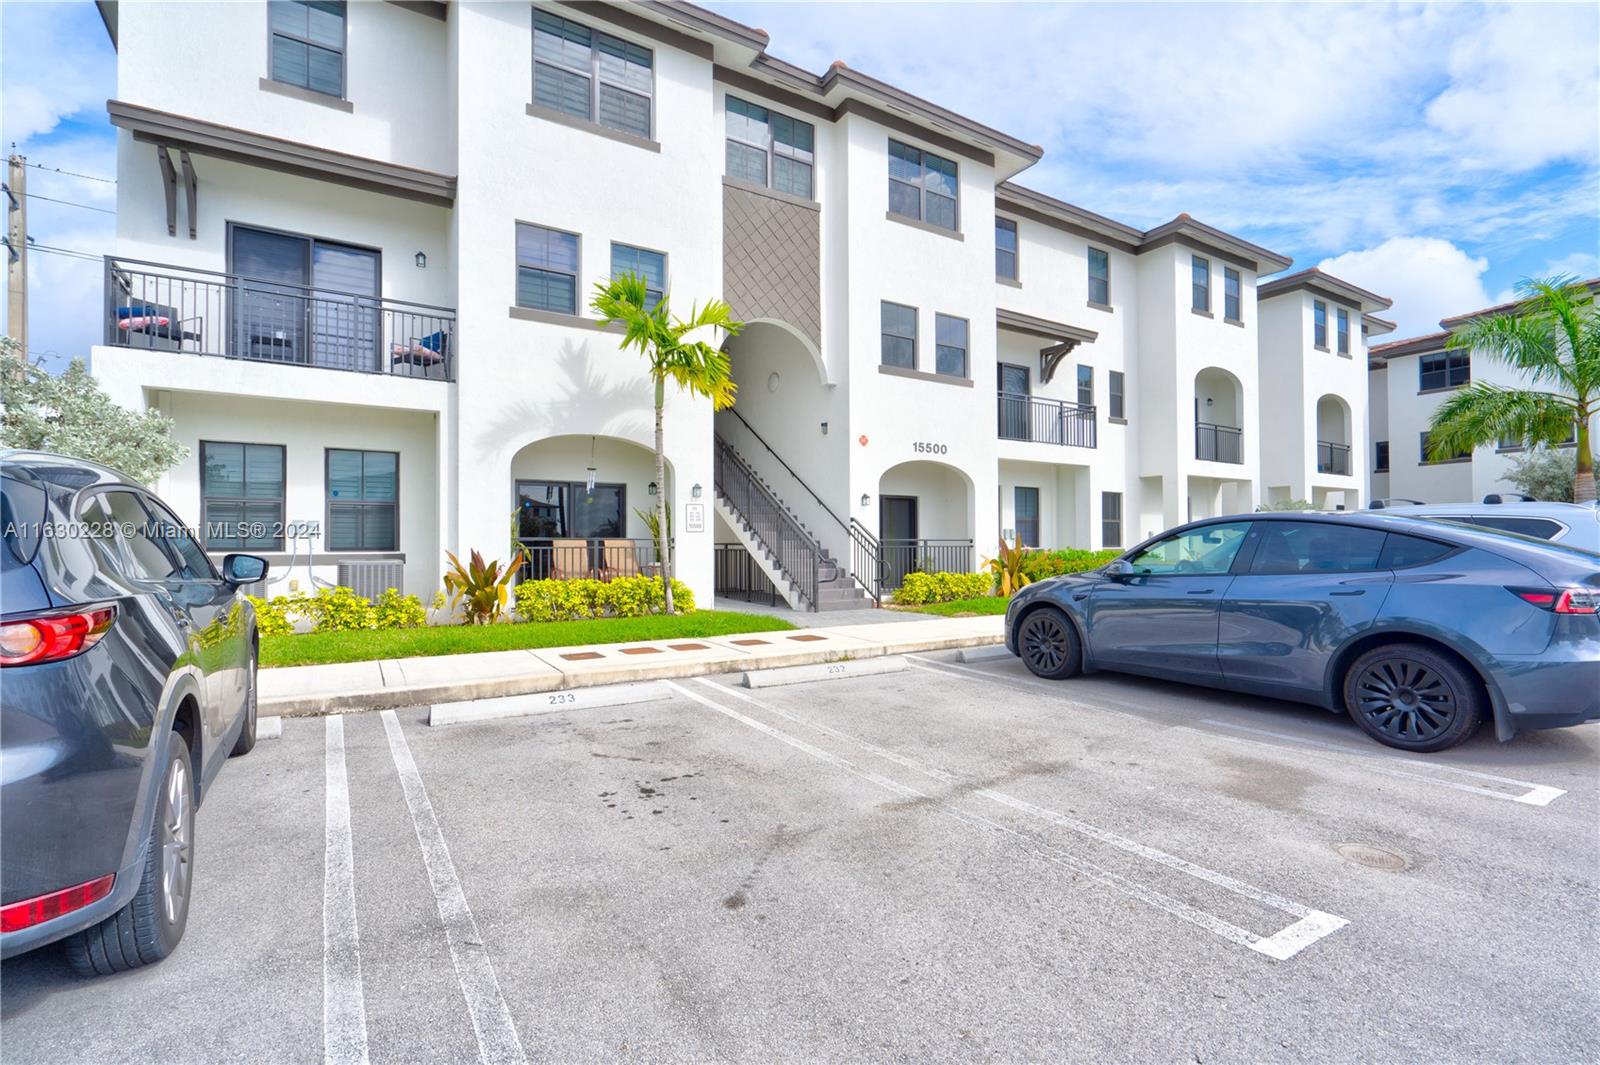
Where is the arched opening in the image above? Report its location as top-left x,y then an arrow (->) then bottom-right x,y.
1315,394 -> 1353,475
876,460 -> 976,588
1194,367 -> 1244,464
509,434 -> 674,581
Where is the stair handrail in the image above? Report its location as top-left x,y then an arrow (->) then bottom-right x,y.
714,434 -> 820,609
848,518 -> 884,604
723,408 -> 850,536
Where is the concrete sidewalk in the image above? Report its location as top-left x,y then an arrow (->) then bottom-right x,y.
259,615 -> 1005,716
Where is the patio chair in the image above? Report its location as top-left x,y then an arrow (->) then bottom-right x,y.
601,540 -> 641,580
390,329 -> 450,379
550,539 -> 590,580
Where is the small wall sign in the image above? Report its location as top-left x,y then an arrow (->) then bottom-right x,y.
684,503 -> 706,533
858,434 -> 869,446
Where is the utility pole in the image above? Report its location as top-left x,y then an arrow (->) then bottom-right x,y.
5,149 -> 27,354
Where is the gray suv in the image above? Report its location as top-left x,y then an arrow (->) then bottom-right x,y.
1370,498 -> 1600,553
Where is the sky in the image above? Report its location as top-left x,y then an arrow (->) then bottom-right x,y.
2,0 -> 1597,369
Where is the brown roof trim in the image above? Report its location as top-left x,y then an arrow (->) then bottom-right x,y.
1141,215 -> 1293,273
1257,267 -> 1392,312
107,100 -> 456,206
1363,314 -> 1397,337
639,0 -> 770,51
1438,277 -> 1600,328
834,98 -> 993,168
384,1 -> 447,20
996,183 -> 1142,254
96,0 -> 117,48
997,308 -> 1098,344
1368,331 -> 1450,361
556,1 -> 713,60
713,65 -> 834,121
821,63 -> 1042,164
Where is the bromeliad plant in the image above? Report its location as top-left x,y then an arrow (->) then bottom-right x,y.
442,549 -> 520,625
982,534 -> 1035,597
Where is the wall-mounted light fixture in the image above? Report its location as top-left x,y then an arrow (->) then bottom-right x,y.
1205,396 -> 1214,407
647,482 -> 658,496
820,421 -> 829,435
415,251 -> 427,268
691,483 -> 703,499
860,493 -> 871,509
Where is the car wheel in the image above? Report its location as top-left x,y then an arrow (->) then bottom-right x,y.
230,649 -> 258,757
65,737 -> 195,975
1342,643 -> 1484,752
1017,606 -> 1082,680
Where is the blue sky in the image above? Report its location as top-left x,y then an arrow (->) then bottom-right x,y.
3,1 -> 1596,368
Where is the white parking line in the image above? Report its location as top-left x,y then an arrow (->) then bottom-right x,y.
323,715 -> 370,1065
669,679 -> 1346,961
380,711 -> 528,1065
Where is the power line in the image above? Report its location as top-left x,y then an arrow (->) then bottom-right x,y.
14,190 -> 116,215
23,161 -> 116,185
10,241 -> 103,263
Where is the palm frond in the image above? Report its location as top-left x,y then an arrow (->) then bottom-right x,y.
1426,382 -> 1577,458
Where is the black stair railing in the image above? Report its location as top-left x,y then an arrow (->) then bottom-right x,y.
848,519 -> 885,604
714,434 -> 820,610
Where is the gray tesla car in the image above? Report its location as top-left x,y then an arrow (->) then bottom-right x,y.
1,452 -> 266,973
1005,512 -> 1600,751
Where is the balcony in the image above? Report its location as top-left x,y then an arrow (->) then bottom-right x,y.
516,538 -> 666,582
1317,440 -> 1352,476
104,257 -> 456,380
1195,422 -> 1243,464
997,393 -> 1097,448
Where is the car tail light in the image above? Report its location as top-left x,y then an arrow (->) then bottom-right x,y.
0,606 -> 116,667
0,875 -> 115,933
1510,587 -> 1600,614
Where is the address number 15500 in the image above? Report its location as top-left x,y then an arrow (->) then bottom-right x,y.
912,441 -> 949,455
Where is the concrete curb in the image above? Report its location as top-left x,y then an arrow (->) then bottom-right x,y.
260,627 -> 1003,718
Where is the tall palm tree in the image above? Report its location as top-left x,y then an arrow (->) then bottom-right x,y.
1427,276 -> 1598,502
591,273 -> 742,613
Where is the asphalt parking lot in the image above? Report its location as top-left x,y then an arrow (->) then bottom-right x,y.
3,652 -> 1597,1064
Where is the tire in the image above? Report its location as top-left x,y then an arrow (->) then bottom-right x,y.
1017,606 -> 1083,680
1342,643 -> 1484,752
230,648 -> 258,758
65,738 -> 195,975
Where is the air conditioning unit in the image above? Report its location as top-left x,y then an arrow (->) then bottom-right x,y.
336,559 -> 406,601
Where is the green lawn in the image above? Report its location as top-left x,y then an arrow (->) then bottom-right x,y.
262,610 -> 797,668
908,596 -> 1010,617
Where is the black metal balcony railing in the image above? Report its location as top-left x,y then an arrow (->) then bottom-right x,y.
880,539 -> 975,591
1317,440 -> 1352,476
104,256 -> 456,380
713,543 -> 783,606
1196,422 -> 1244,464
516,538 -> 666,582
997,393 -> 1097,448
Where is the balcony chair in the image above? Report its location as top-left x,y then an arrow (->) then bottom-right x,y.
391,330 -> 450,379
549,538 -> 591,580
114,302 -> 203,351
601,540 -> 642,580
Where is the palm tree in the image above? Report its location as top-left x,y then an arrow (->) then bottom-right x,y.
591,273 -> 742,613
1427,276 -> 1598,502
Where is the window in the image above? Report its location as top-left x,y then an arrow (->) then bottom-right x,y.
1109,370 -> 1125,420
610,243 -> 666,310
1374,441 -> 1389,472
1014,487 -> 1040,548
725,96 -> 815,199
1128,521 -> 1250,576
327,449 -> 397,551
145,497 -> 216,580
269,1 -> 345,98
880,302 -> 916,369
934,314 -> 968,378
533,9 -> 653,140
1248,521 -> 1387,575
887,139 -> 958,231
201,442 -> 285,551
1223,267 -> 1241,322
515,223 -> 580,315
1101,492 -> 1122,548
1419,431 -> 1470,464
516,480 -> 626,538
1191,255 -> 1210,312
1337,308 -> 1350,354
1418,352 -> 1470,391
1497,432 -> 1523,451
99,491 -> 182,581
1313,301 -> 1328,348
1458,515 -> 1564,540
1088,247 -> 1110,305
1077,364 -> 1094,408
996,218 -> 1018,280
1378,533 -> 1455,569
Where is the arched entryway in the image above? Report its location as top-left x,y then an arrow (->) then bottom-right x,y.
876,460 -> 976,588
1194,367 -> 1245,464
1315,394 -> 1353,476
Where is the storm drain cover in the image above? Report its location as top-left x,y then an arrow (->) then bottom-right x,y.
1335,843 -> 1410,871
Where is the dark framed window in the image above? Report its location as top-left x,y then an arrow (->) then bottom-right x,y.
1374,440 -> 1389,472
881,302 -> 916,369
98,491 -> 183,581
1313,300 -> 1328,348
610,243 -> 666,310
269,1 -> 345,98
1224,267 -> 1241,322
1101,491 -> 1123,549
515,223 -> 580,314
1077,364 -> 1094,408
516,480 -> 626,539
1419,431 -> 1470,464
1248,521 -> 1386,575
996,218 -> 1018,280
1419,352 -> 1470,391
1191,255 -> 1210,312
1109,370 -> 1125,420
201,442 -> 285,551
1088,247 -> 1110,305
935,313 -> 968,378
143,495 -> 216,580
533,9 -> 653,139
1014,487 -> 1040,548
1379,533 -> 1455,569
327,449 -> 397,551
725,95 -> 815,199
1337,308 -> 1351,354
887,139 -> 958,231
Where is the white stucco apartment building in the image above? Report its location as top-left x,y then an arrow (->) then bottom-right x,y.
88,0 -> 1394,610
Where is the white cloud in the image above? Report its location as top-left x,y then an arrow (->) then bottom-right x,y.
1318,238 -> 1491,338
0,2 -> 116,146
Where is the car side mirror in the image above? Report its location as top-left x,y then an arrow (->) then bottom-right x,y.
1105,559 -> 1134,581
222,553 -> 268,585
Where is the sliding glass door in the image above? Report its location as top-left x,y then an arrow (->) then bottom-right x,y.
230,225 -> 380,370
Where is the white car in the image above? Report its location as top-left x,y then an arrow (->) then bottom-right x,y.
1369,497 -> 1600,553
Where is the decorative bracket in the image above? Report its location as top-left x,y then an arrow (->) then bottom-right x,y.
179,150 -> 197,239
156,145 -> 178,237
1039,340 -> 1082,384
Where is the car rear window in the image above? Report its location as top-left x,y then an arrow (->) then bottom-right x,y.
1462,516 -> 1564,540
1379,533 -> 1456,569
1,470 -> 47,566
1250,522 -> 1387,574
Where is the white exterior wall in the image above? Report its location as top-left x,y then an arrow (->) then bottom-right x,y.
1381,353 -> 1474,502
1369,363 -> 1390,500
1257,293 -> 1366,509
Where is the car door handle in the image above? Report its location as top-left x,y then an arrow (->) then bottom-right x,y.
1186,588 -> 1215,595
1330,590 -> 1366,596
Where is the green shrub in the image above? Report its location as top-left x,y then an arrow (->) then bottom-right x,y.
1016,548 -> 1121,582
302,586 -> 378,632
246,595 -> 295,637
513,576 -> 696,622
374,588 -> 428,629
247,586 -> 428,633
892,571 -> 994,606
